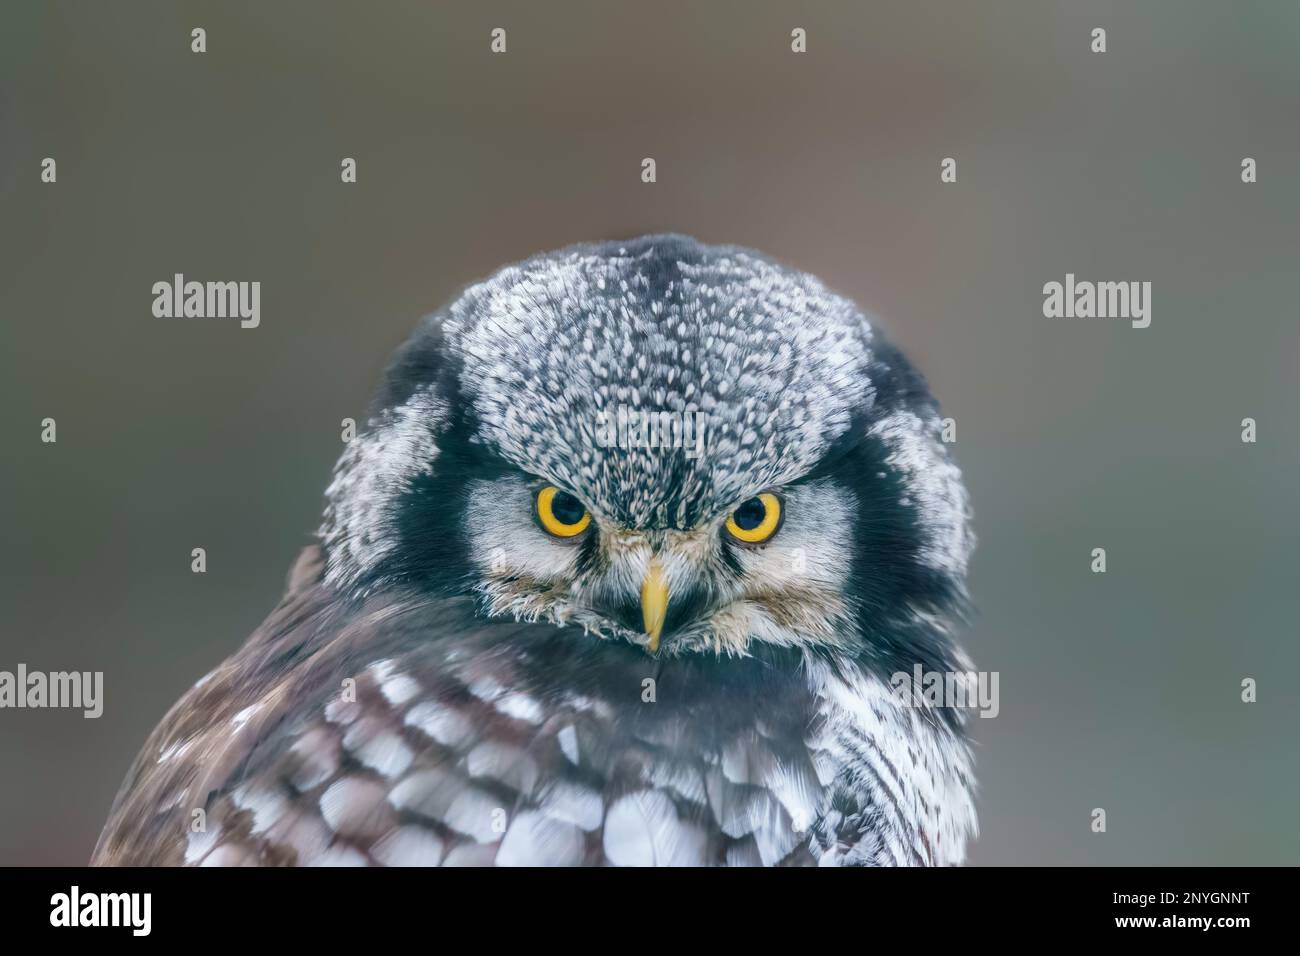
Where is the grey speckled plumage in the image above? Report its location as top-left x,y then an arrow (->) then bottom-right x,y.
94,235 -> 978,866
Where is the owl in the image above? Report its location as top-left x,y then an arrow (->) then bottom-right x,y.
93,235 -> 977,867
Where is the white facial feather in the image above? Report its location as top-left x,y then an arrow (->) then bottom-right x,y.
321,386 -> 449,591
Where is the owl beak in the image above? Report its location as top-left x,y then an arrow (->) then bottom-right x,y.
640,559 -> 670,653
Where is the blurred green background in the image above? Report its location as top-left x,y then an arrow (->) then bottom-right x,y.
2,0 -> 1298,865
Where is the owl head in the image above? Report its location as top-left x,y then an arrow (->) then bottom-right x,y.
321,236 -> 972,681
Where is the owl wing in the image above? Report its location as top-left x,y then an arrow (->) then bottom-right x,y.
93,546 -> 845,867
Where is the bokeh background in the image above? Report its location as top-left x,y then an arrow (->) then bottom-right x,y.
2,0 -> 1298,865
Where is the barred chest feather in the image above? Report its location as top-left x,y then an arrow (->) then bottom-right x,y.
94,549 -> 975,867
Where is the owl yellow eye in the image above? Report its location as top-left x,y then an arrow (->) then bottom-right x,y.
535,486 -> 592,538
724,492 -> 783,545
